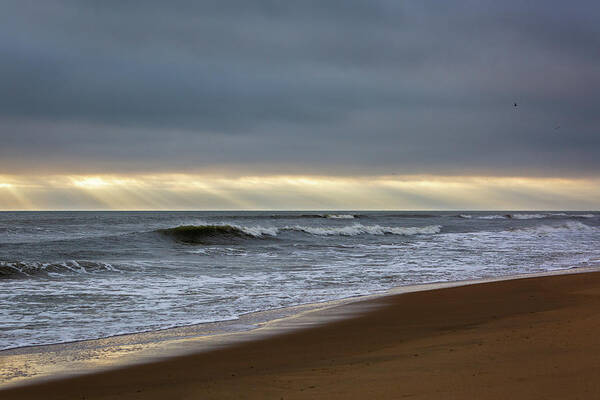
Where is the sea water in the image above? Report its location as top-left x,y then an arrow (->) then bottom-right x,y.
1,211 -> 599,350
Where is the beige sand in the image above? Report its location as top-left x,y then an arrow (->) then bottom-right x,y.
3,271 -> 600,399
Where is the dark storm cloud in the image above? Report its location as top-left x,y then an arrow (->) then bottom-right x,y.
1,0 -> 599,176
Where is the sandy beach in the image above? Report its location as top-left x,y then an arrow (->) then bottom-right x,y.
3,270 -> 600,399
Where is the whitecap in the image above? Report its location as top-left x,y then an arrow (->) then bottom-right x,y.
325,214 -> 355,219
282,223 -> 441,236
510,214 -> 548,220
477,215 -> 507,219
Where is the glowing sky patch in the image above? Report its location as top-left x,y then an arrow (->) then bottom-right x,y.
0,174 -> 597,211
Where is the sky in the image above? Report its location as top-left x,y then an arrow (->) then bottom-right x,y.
0,1 -> 599,210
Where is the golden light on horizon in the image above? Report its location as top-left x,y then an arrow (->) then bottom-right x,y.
71,177 -> 111,189
0,173 -> 598,211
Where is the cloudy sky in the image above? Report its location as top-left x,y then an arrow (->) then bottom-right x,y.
1,1 -> 599,210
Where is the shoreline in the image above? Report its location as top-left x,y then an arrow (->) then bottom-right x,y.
7,266 -> 597,352
5,267 -> 600,398
2,266 -> 599,392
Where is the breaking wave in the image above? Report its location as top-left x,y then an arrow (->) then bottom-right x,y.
509,213 -> 548,220
479,215 -> 509,219
0,260 -> 119,279
157,223 -> 442,243
457,214 -> 508,219
325,214 -> 356,219
282,224 -> 442,236
157,224 -> 278,244
207,213 -> 364,220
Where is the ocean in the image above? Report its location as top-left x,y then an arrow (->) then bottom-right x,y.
1,211 -> 599,351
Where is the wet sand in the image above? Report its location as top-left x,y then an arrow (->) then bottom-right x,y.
3,270 -> 600,399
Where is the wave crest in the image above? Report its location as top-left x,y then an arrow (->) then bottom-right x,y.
0,260 -> 119,279
574,214 -> 595,219
157,223 -> 441,243
282,224 -> 441,236
459,213 -> 596,220
509,213 -> 547,220
478,214 -> 509,219
157,224 -> 277,244
325,214 -> 356,219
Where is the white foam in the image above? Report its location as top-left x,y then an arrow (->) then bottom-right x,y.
477,215 -> 507,219
207,222 -> 442,237
234,224 -> 279,237
0,260 -> 120,277
282,224 -> 441,236
473,213 -> 595,220
325,214 -> 355,219
205,223 -> 279,237
510,213 -> 548,220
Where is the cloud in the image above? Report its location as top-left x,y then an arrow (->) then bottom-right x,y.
0,0 -> 599,178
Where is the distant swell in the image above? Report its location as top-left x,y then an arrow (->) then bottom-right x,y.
0,260 -> 119,279
514,221 -> 596,234
458,213 -> 596,220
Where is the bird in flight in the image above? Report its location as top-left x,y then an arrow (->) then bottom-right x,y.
513,102 -> 518,107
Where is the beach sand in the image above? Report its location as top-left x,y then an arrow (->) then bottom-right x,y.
3,270 -> 600,399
